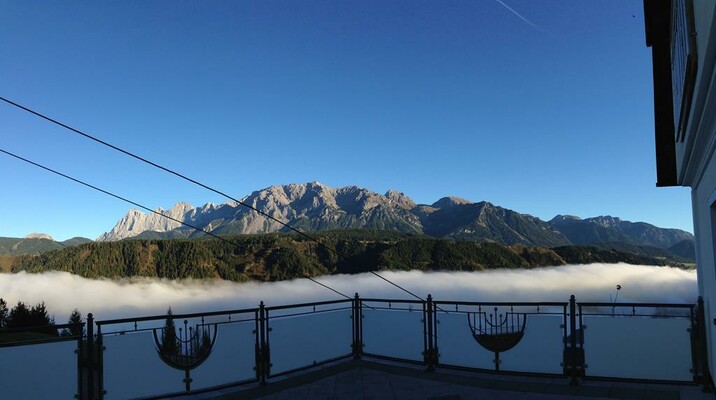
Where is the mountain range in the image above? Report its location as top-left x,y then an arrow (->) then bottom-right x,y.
94,182 -> 694,260
0,235 -> 93,256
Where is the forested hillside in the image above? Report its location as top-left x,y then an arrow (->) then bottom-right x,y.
10,231 -> 682,282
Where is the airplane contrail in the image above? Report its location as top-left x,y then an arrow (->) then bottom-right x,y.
494,0 -> 544,31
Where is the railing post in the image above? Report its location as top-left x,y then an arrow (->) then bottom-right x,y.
425,294 -> 436,371
568,295 -> 580,386
77,313 -> 103,400
257,301 -> 268,385
254,309 -> 260,382
690,300 -> 698,382
96,323 -> 104,400
86,313 -> 95,400
697,296 -> 713,391
352,293 -> 363,360
433,296 -> 439,369
76,321 -> 84,400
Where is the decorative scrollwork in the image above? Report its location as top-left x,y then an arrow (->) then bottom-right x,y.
152,318 -> 218,371
467,307 -> 527,370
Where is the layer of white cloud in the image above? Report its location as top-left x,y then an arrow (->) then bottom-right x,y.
0,263 -> 697,321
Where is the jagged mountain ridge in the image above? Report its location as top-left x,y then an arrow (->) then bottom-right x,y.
97,182 -> 693,254
548,215 -> 693,249
97,201 -> 194,241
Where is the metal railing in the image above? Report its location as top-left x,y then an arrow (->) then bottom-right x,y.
0,322 -> 86,399
576,299 -> 702,383
0,295 -> 706,399
433,299 -> 570,379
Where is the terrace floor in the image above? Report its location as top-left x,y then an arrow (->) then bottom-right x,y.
179,358 -> 716,400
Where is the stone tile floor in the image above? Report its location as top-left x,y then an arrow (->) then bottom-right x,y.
182,359 -> 715,400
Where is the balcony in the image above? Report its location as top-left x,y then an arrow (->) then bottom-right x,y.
0,295 -> 712,399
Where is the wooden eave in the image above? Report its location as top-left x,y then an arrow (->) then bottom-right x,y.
644,0 -> 678,187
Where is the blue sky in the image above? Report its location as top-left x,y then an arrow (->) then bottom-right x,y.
0,0 -> 692,241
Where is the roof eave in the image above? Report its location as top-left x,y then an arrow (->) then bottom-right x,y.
645,0 -> 678,187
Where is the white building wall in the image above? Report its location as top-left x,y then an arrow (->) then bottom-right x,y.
678,0 -> 716,377
692,162 -> 716,374
676,1 -> 716,180
693,1 -> 715,76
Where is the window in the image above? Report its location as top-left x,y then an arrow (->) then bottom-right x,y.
671,0 -> 698,142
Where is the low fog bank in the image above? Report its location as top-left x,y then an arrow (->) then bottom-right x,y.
0,263 -> 697,321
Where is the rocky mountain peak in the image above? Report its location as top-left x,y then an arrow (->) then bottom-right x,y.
587,215 -> 623,228
549,215 -> 582,224
247,182 -> 337,212
385,190 -> 416,209
431,196 -> 472,209
474,201 -> 498,221
200,202 -> 216,211
97,202 -> 195,241
171,201 -> 194,212
307,181 -> 325,188
25,233 -> 54,241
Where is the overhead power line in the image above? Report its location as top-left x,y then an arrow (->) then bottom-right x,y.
0,96 -> 429,304
0,148 -> 351,301
0,96 -> 314,242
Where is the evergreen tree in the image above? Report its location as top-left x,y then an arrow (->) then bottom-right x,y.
0,298 -> 7,328
161,308 -> 179,356
199,326 -> 212,355
29,302 -> 51,327
62,309 -> 84,337
6,301 -> 30,328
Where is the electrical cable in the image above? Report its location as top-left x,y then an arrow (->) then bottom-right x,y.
0,148 -> 352,301
0,96 -> 433,304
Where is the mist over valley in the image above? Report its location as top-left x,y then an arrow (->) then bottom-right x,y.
0,264 -> 697,321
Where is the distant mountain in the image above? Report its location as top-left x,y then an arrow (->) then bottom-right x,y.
25,233 -> 54,241
97,202 -> 194,241
0,237 -> 63,255
100,182 -> 423,241
669,239 -> 696,261
0,236 -> 94,255
548,215 -> 693,250
96,182 -> 693,260
415,200 -> 570,247
60,237 -> 94,247
98,182 -> 569,247
588,241 -> 692,262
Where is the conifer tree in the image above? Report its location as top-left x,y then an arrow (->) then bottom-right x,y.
63,309 -> 84,336
29,301 -> 51,327
0,298 -> 7,328
7,301 -> 30,328
161,307 -> 179,356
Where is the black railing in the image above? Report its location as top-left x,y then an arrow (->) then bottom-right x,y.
263,298 -> 354,378
0,321 -> 86,399
432,299 -> 570,378
95,306 -> 259,399
576,300 -> 699,384
0,295 -> 706,399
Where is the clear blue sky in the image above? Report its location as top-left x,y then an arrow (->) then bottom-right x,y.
0,0 -> 692,241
